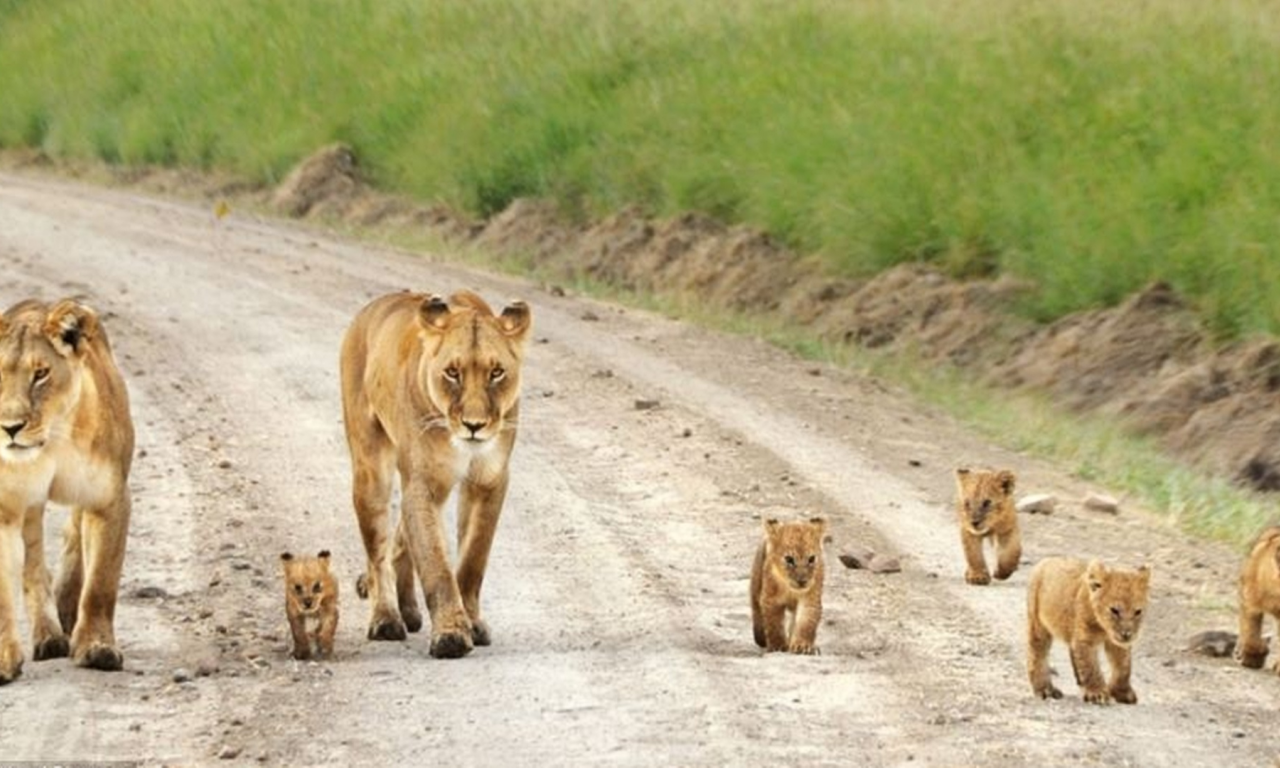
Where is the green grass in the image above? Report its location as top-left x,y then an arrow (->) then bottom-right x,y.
3,0 -> 1280,338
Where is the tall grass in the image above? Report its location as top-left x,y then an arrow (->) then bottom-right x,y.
3,0 -> 1280,336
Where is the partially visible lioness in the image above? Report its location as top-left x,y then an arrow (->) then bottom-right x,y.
1236,526 -> 1280,672
0,299 -> 134,684
340,291 -> 530,659
954,468 -> 1021,585
750,517 -> 826,655
1027,557 -> 1151,704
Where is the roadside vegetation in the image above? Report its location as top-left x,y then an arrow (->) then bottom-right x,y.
3,0 -> 1280,337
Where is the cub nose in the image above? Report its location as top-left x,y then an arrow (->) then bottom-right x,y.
462,420 -> 485,437
303,598 -> 314,609
1,421 -> 25,439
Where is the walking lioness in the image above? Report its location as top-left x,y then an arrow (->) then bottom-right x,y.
340,290 -> 530,659
0,299 -> 134,684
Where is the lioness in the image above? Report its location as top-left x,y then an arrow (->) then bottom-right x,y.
1236,526 -> 1280,672
340,291 -> 530,659
0,299 -> 134,684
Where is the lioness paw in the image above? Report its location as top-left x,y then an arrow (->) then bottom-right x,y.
33,635 -> 70,661
367,617 -> 408,642
1033,683 -> 1064,700
1110,686 -> 1138,705
787,642 -> 820,656
0,641 -> 23,685
1082,687 -> 1111,705
75,642 -> 123,672
965,570 -> 992,586
429,631 -> 473,659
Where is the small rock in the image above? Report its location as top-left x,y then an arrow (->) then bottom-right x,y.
634,399 -> 660,411
590,369 -> 614,379
1017,494 -> 1057,515
1184,630 -> 1238,658
547,284 -> 566,297
217,459 -> 233,470
867,555 -> 902,574
131,585 -> 170,599
807,368 -> 821,377
680,428 -> 693,438
196,658 -> 220,677
838,546 -> 877,570
907,459 -> 922,468
218,746 -> 242,760
1082,492 -> 1119,513
172,668 -> 192,684
581,310 -> 600,322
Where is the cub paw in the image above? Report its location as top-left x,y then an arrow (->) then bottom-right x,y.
367,617 -> 408,642
993,566 -> 1017,581
965,570 -> 992,586
75,642 -> 124,672
0,641 -> 23,685
1082,687 -> 1112,705
429,631 -> 474,659
33,635 -> 71,661
1110,686 -> 1138,705
291,645 -> 314,661
355,574 -> 370,600
1033,683 -> 1063,700
787,642 -> 820,655
471,619 -> 492,647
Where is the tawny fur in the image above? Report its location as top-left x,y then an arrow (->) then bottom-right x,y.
1236,526 -> 1280,672
750,517 -> 826,655
954,468 -> 1021,585
340,290 -> 530,659
0,299 -> 134,684
1026,557 -> 1151,704
281,551 -> 339,661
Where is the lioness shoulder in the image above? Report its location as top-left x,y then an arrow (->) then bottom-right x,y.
750,517 -> 826,655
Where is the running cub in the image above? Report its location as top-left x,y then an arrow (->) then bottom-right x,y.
281,551 -> 339,661
954,468 -> 1021,585
1237,526 -> 1280,672
750,517 -> 825,655
1027,557 -> 1151,704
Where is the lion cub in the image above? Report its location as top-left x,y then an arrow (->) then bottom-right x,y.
281,551 -> 339,661
1027,557 -> 1151,704
750,517 -> 825,655
1237,527 -> 1280,672
954,468 -> 1021,585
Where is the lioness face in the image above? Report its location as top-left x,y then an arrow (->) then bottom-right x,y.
0,301 -> 94,464
765,517 -> 826,591
419,295 -> 531,445
1086,561 -> 1151,647
955,468 -> 1015,535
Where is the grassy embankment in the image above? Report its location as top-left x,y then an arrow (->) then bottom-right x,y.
1,0 -> 1277,543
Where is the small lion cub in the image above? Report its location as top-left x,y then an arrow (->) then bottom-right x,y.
954,468 -> 1021,585
1237,526 -> 1280,672
281,550 -> 339,661
1027,557 -> 1151,704
750,517 -> 826,655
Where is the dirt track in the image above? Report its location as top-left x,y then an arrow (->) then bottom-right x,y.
0,172 -> 1277,767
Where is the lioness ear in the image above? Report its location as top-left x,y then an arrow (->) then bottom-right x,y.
997,470 -> 1016,496
1086,559 -> 1106,592
44,299 -> 99,357
317,550 -> 331,560
498,300 -> 532,342
418,295 -> 451,332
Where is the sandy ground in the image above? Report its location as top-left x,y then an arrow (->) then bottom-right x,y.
0,172 -> 1276,767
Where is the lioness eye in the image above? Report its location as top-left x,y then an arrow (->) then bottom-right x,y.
32,367 -> 49,384
444,366 -> 460,382
490,366 -> 505,382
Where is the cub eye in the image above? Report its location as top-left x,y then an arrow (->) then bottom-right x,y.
784,555 -> 796,568
32,367 -> 50,384
1110,606 -> 1122,618
980,499 -> 992,512
807,555 -> 816,565
443,366 -> 461,382
312,582 -> 322,594
293,584 -> 304,595
1133,608 -> 1142,618
490,366 -> 506,382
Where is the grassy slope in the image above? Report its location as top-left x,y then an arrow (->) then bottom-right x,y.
3,0 -> 1280,337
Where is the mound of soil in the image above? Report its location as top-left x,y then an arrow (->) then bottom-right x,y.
267,146 -> 1280,492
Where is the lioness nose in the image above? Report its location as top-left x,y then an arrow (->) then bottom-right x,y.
462,420 -> 485,437
1,421 -> 24,439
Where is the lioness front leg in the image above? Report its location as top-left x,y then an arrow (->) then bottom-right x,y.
960,529 -> 990,585
403,478 -> 472,659
22,505 -> 68,660
53,508 -> 83,636
993,526 -> 1021,581
70,499 -> 130,671
0,519 -> 24,684
456,475 -> 508,647
352,450 -> 407,642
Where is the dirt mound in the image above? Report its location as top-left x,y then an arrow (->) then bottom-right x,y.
264,147 -> 1280,492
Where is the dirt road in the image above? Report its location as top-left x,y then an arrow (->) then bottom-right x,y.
0,172 -> 1275,767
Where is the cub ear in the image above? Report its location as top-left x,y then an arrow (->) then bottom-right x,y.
418,295 -> 451,332
763,517 -> 780,533
498,300 -> 532,342
1085,559 -> 1107,592
809,516 -> 827,534
317,550 -> 331,559
280,552 -> 294,562
955,468 -> 972,489
1136,563 -> 1152,585
996,470 -> 1015,495
44,299 -> 99,357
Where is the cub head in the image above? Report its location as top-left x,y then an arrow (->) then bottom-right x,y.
281,550 -> 334,615
417,291 -> 531,445
1085,560 -> 1151,647
955,468 -> 1015,534
0,299 -> 99,464
764,517 -> 826,591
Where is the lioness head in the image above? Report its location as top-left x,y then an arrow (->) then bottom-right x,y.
0,299 -> 99,464
281,550 -> 334,616
1085,560 -> 1151,647
418,291 -> 531,445
955,468 -> 1015,534
764,517 -> 826,591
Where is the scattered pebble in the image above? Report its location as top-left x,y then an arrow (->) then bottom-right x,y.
547,284 -> 566,297
680,428 -> 692,438
1082,492 -> 1119,513
1184,630 -> 1238,658
218,746 -> 242,760
196,658 -> 220,678
907,459 -> 922,468
581,310 -> 600,322
867,555 -> 903,574
130,585 -> 170,599
172,668 -> 192,684
634,399 -> 660,411
838,546 -> 877,570
1017,494 -> 1057,515
216,459 -> 233,470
